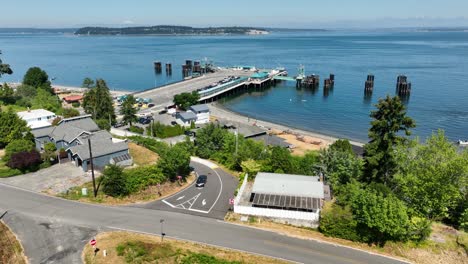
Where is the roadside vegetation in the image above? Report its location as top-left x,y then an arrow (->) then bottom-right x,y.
146,121 -> 187,138
0,221 -> 27,264
173,91 -> 200,110
59,136 -> 194,204
82,231 -> 286,264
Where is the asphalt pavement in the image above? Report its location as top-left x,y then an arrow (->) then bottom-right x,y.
0,181 -> 408,264
140,160 -> 238,219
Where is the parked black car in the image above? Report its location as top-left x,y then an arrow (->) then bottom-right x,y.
138,117 -> 151,125
196,175 -> 207,188
113,122 -> 125,128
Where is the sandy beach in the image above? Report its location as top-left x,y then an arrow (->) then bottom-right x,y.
209,103 -> 365,151
7,82 -> 130,97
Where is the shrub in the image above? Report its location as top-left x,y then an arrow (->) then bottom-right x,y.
52,117 -> 62,126
124,165 -> 166,193
319,202 -> 361,241
7,150 -> 42,172
96,119 -> 111,131
101,165 -> 129,197
181,253 -> 241,264
129,136 -> 169,155
62,108 -> 80,118
147,121 -> 186,138
157,143 -> 191,181
4,139 -> 35,162
71,101 -> 80,108
129,125 -> 144,134
408,216 -> 432,242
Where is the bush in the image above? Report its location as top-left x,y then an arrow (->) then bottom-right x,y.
129,125 -> 144,134
62,108 -> 80,118
319,202 -> 361,241
408,216 -> 432,242
147,121 -> 186,138
96,119 -> 111,131
181,253 -> 241,264
4,139 -> 35,162
101,165 -> 129,197
157,143 -> 191,181
71,101 -> 80,108
129,136 -> 169,155
7,150 -> 42,172
124,165 -> 166,193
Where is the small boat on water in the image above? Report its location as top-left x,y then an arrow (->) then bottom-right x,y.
458,140 -> 468,146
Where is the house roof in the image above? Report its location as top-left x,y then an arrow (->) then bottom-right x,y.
29,120 -> 53,130
178,111 -> 197,121
68,131 -> 128,160
63,95 -> 83,102
31,115 -> 100,143
189,104 -> 210,113
51,116 -> 100,142
252,172 -> 323,198
17,109 -> 56,121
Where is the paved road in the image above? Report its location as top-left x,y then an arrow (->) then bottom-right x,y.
0,183 -> 407,264
140,160 -> 238,219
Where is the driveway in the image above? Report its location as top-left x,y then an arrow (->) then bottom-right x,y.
139,158 -> 238,219
0,163 -> 95,194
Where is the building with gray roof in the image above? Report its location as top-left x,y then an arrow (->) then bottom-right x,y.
249,172 -> 328,212
31,115 -> 132,171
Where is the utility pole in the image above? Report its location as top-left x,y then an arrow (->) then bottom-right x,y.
235,126 -> 238,156
160,219 -> 166,242
87,136 -> 97,197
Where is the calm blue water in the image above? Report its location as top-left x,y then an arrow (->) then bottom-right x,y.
1,31 -> 468,142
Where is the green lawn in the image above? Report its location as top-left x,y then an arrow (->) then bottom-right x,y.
0,160 -> 22,178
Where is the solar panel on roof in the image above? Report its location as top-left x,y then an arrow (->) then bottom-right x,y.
252,193 -> 322,211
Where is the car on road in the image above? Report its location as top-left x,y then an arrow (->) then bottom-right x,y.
196,175 -> 207,188
113,122 -> 125,128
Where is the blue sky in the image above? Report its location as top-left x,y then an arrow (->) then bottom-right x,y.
1,0 -> 468,28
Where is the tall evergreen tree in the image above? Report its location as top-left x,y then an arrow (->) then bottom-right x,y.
23,67 -> 52,93
119,95 -> 138,126
82,79 -> 115,122
363,95 -> 415,185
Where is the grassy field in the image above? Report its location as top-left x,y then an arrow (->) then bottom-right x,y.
225,213 -> 468,264
0,221 -> 27,264
82,231 -> 287,264
128,142 -> 159,166
58,173 -> 195,205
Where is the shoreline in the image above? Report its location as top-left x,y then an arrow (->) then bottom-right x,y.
209,103 -> 365,147
7,82 -> 130,97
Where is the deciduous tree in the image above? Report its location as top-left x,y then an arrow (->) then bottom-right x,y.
23,67 -> 52,93
157,143 -> 191,181
0,108 -> 30,148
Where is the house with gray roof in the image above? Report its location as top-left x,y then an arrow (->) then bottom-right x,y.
31,115 -> 132,171
175,111 -> 197,127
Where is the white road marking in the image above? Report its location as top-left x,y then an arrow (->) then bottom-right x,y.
176,196 -> 185,201
202,199 -> 206,206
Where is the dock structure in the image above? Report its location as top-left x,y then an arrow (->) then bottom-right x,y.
323,74 -> 335,90
154,62 -> 162,74
133,68 -> 286,110
365,74 -> 375,93
396,75 -> 411,96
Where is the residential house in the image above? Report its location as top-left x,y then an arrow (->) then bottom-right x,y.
175,112 -> 197,127
17,109 -> 56,130
189,104 -> 210,124
31,115 -> 132,171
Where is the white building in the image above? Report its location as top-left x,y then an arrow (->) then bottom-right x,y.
189,104 -> 210,124
234,172 -> 331,227
175,104 -> 210,127
17,109 -> 56,130
175,112 -> 197,127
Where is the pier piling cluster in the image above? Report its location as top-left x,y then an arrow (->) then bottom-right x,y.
364,74 -> 375,93
297,74 -> 320,89
396,75 -> 411,96
324,74 -> 335,89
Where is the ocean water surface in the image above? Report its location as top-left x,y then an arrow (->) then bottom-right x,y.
1,31 -> 467,142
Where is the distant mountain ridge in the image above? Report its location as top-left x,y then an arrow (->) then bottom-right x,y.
75,25 -> 269,35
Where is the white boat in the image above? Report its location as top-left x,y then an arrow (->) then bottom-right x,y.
458,140 -> 468,146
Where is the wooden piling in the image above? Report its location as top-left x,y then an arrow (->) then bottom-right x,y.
154,62 -> 162,73
396,75 -> 411,96
364,74 -> 374,93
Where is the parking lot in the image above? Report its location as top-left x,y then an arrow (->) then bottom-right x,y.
140,158 -> 238,219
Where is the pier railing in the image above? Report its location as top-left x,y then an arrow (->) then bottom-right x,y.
198,77 -> 248,98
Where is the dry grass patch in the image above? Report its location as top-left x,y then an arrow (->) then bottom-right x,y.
128,142 -> 159,166
225,213 -> 468,264
59,174 -> 195,205
82,231 -> 287,264
0,221 -> 27,264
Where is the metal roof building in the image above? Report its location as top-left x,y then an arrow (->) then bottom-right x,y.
250,172 -> 325,212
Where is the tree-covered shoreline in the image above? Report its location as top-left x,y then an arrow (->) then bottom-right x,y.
75,25 -> 268,35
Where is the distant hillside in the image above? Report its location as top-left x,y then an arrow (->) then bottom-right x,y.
0,28 -> 76,34
75,26 -> 269,35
